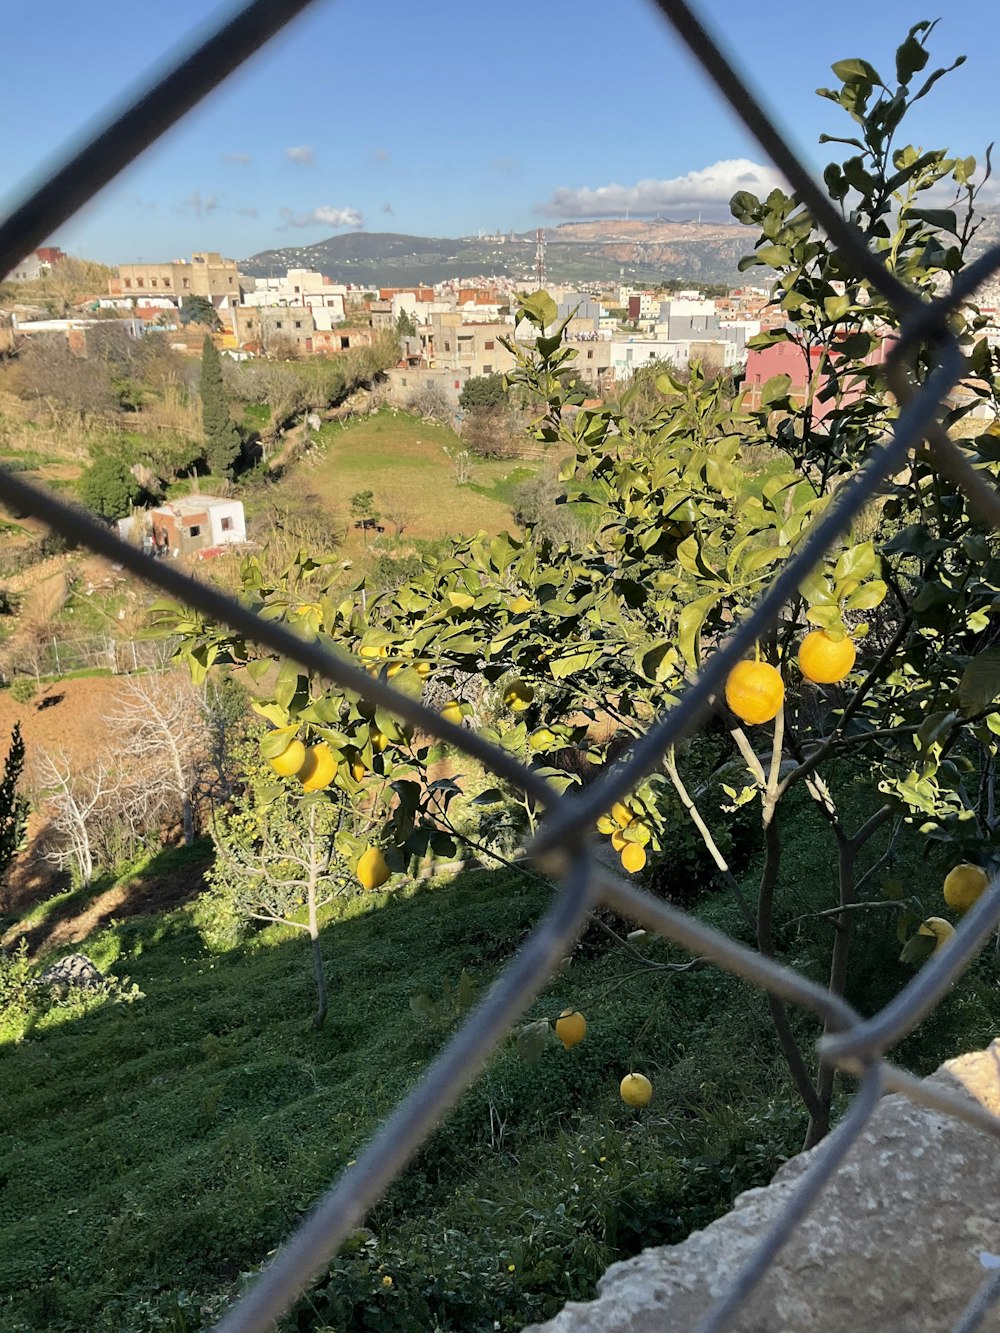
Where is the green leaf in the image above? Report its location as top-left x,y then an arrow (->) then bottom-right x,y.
678,592 -> 721,669
273,659 -> 301,711
516,1019 -> 550,1066
831,57 -> 881,85
250,698 -> 290,727
959,647 -> 1000,717
471,787 -> 506,805
899,933 -> 936,965
896,30 -> 930,85
260,725 -> 298,761
844,580 -> 887,611
823,294 -> 851,321
759,374 -> 792,408
246,658 -> 272,684
908,208 -> 959,235
834,542 -> 876,582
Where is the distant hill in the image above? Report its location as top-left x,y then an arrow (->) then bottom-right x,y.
240,220 -> 758,289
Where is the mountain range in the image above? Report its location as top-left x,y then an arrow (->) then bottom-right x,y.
240,219 -> 759,289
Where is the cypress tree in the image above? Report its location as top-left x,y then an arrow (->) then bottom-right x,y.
200,336 -> 242,477
0,723 -> 28,884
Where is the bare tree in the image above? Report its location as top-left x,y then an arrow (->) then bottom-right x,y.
104,672 -> 209,845
210,796 -> 348,1027
33,750 -> 126,886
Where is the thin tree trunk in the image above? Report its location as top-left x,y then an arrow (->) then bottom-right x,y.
181,795 -> 194,847
306,810 -> 328,1028
307,886 -> 328,1028
757,814 -> 823,1122
804,804 -> 893,1148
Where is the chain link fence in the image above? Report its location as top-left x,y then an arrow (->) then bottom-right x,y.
3,2 -> 1000,1331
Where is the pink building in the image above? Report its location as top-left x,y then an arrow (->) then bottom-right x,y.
744,332 -> 893,421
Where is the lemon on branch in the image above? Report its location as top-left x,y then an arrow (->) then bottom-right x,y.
269,736 -> 306,778
725,660 -> 784,725
798,630 -> 856,684
943,863 -> 988,913
357,847 -> 390,891
555,1010 -> 587,1050
503,679 -> 534,711
298,743 -> 339,792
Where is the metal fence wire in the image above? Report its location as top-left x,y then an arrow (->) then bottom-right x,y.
4,2 -> 1000,1330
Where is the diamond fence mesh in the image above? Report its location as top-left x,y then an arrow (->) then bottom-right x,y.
3,2 -> 1000,1331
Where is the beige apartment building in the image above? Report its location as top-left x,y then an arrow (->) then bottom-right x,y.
109,252 -> 243,308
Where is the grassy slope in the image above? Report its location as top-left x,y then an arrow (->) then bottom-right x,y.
1,780 -> 998,1332
269,410 -> 534,546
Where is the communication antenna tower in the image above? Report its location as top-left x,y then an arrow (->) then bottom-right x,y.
535,227 -> 545,290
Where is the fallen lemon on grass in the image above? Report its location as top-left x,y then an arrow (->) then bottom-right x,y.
269,737 -> 306,778
503,679 -> 535,711
918,917 -> 956,953
798,630 -> 856,685
298,743 -> 339,791
555,1009 -> 586,1050
725,660 -> 784,725
620,1073 -> 653,1107
943,863 -> 989,913
357,847 -> 390,891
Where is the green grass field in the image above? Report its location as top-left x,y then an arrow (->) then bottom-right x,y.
1,777 -> 995,1332
276,410 -> 537,544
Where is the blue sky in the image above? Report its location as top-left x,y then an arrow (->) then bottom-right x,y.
2,0 -> 998,263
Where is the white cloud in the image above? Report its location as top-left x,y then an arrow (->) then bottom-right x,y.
538,159 -> 786,220
280,205 -> 364,229
285,145 -> 315,166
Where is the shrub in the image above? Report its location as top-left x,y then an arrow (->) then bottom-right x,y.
9,676 -> 36,704
406,381 -> 452,424
79,455 -> 141,520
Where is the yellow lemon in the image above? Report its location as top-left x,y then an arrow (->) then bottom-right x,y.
530,727 -> 556,751
611,829 -> 628,853
621,843 -> 647,874
943,863 -> 989,913
269,737 -> 306,778
509,594 -> 533,614
611,801 -> 633,828
370,729 -> 389,753
351,760 -> 366,782
357,847 -> 390,891
503,679 -> 534,711
620,1072 -> 653,1107
359,645 -> 381,660
298,743 -> 339,792
415,660 -> 431,678
918,916 -> 956,953
555,1009 -> 587,1050
596,815 -> 616,835
798,631 -> 856,685
441,700 -> 464,726
725,660 -> 784,725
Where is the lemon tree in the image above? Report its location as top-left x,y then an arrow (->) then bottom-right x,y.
160,26 -> 1000,1148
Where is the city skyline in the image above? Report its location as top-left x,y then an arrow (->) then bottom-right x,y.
2,0 -> 998,263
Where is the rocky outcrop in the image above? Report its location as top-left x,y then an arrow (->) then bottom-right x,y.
524,1044 -> 1000,1332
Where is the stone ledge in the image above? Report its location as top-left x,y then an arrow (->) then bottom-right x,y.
523,1041 -> 1000,1332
